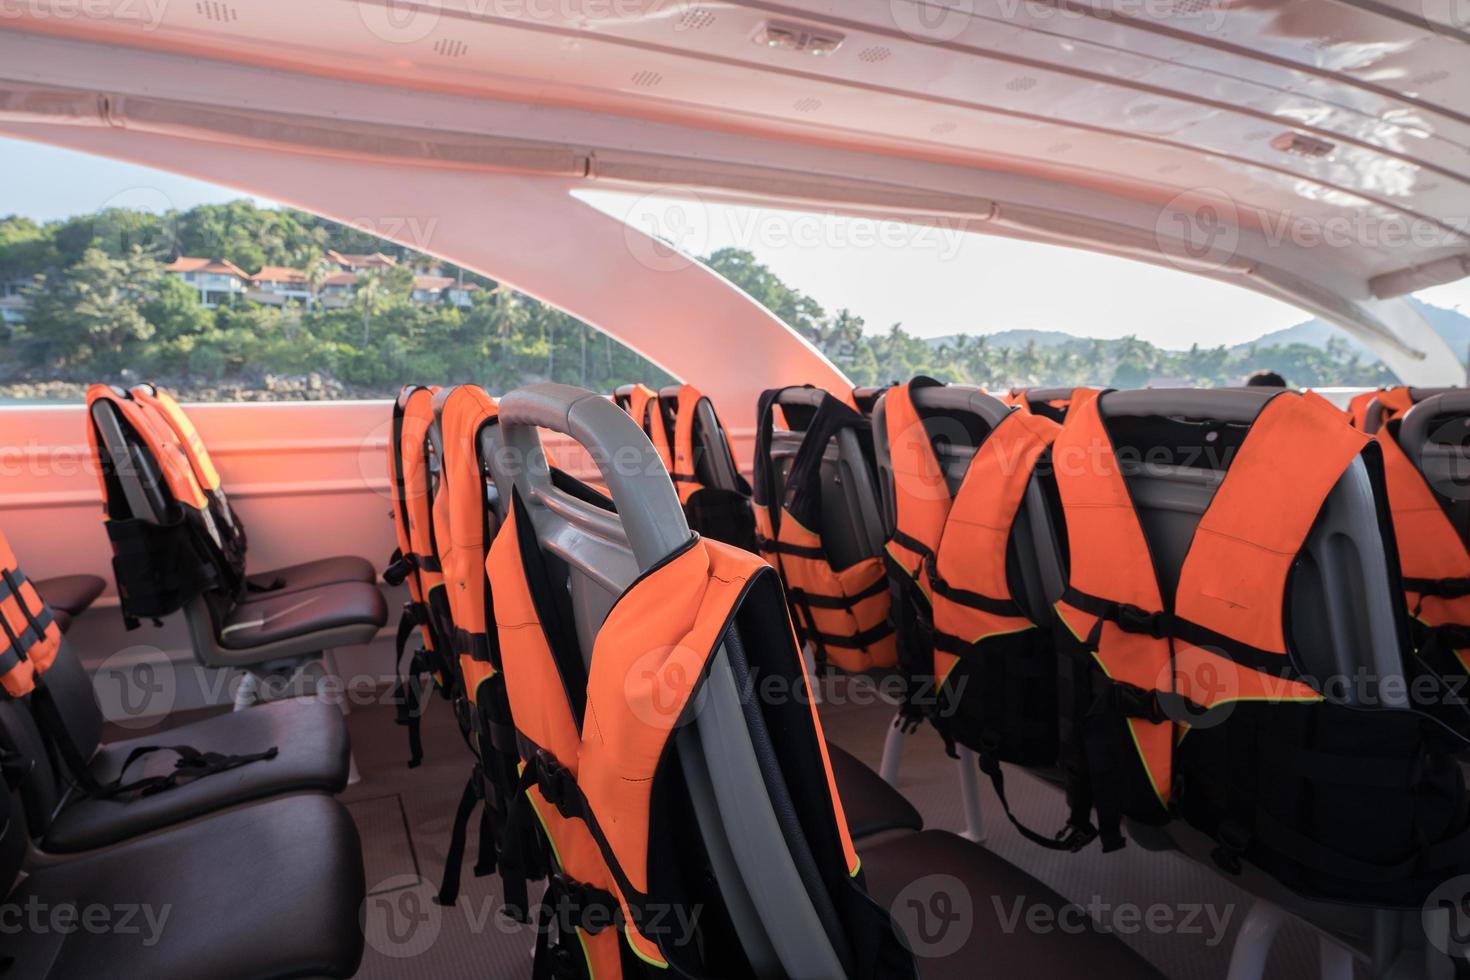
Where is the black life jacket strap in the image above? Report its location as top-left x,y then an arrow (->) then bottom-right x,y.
31,678 -> 277,801
1063,586 -> 1296,680
974,750 -> 1097,852
437,770 -> 483,907
802,619 -> 894,651
1405,576 -> 1470,600
925,555 -> 1022,619
787,576 -> 888,610
754,536 -> 827,561
391,606 -> 426,768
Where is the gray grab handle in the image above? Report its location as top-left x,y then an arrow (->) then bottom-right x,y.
1103,387 -> 1275,424
1399,390 -> 1470,473
908,382 -> 1013,427
498,383 -> 691,571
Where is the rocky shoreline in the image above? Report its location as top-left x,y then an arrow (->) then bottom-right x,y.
0,372 -> 392,403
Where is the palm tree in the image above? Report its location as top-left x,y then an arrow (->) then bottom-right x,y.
356,269 -> 384,346
304,254 -> 331,312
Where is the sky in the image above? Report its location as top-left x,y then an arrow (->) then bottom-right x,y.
4,135 -> 1467,350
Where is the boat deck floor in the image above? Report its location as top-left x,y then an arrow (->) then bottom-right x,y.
334,686 -> 1330,980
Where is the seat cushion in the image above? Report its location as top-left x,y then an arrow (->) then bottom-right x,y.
11,794 -> 365,979
828,741 -> 923,839
243,554 -> 378,598
43,696 -> 351,852
221,579 -> 387,649
33,573 -> 106,616
51,607 -> 74,634
860,831 -> 1167,979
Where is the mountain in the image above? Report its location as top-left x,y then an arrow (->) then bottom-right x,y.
1233,299 -> 1470,365
928,328 -> 1082,349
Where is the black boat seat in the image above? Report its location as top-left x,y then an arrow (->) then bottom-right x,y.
860,830 -> 1168,980
218,579 -> 387,650
42,697 -> 351,852
0,642 -> 351,854
0,790 -> 366,979
827,742 -> 922,840
33,573 -> 105,618
241,554 -> 378,599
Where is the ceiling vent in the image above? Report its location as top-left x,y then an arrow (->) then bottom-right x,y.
1047,142 -> 1073,154
195,0 -> 237,22
1271,131 -> 1335,158
757,21 -> 845,56
676,7 -> 715,32
930,121 -> 957,135
1006,76 -> 1037,92
630,70 -> 663,88
792,97 -> 823,113
432,38 -> 468,58
858,45 -> 891,63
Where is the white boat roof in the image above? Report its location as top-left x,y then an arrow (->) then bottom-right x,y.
1,0 -> 1466,406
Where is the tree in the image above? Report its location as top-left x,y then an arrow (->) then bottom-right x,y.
354,269 -> 386,346
19,246 -> 160,371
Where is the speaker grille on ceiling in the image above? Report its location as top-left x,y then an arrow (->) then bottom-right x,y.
195,0 -> 237,22
930,121 -> 957,135
1157,162 -> 1182,174
433,38 -> 468,58
1165,0 -> 1214,14
1047,142 -> 1073,154
1005,76 -> 1037,92
793,97 -> 823,113
677,7 -> 715,31
858,45 -> 892,63
630,70 -> 663,88
1414,69 -> 1450,85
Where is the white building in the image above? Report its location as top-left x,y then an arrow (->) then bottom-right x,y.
165,257 -> 249,308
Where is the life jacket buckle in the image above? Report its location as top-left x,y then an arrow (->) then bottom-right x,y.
1115,603 -> 1171,639
532,756 -> 579,816
548,873 -> 616,935
1056,820 -> 1099,853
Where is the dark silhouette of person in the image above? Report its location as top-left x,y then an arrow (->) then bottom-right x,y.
1246,369 -> 1288,388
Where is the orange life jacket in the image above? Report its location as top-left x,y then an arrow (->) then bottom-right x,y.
126,384 -> 249,559
383,384 -> 448,767
884,379 -> 1084,847
1052,390 -> 1470,905
1010,387 -> 1098,423
85,384 -> 241,623
1348,386 -> 1414,431
1375,423 -> 1470,675
489,490 -> 904,978
420,384 -> 543,905
752,387 -> 896,673
0,530 -> 60,698
1055,392 -> 1343,840
617,383 -> 673,472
